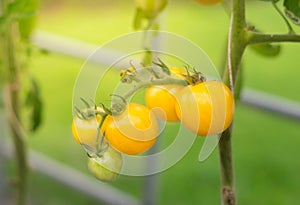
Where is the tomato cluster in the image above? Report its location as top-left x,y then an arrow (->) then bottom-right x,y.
72,65 -> 234,181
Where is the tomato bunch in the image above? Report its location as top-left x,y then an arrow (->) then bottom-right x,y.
72,63 -> 234,182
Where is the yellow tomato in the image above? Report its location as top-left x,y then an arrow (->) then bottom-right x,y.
175,81 -> 234,136
145,84 -> 184,122
145,67 -> 186,122
104,103 -> 159,155
169,67 -> 186,79
72,107 -> 103,148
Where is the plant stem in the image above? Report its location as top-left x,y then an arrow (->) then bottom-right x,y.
219,0 -> 247,205
1,0 -> 28,204
247,32 -> 300,44
271,1 -> 295,34
122,77 -> 188,100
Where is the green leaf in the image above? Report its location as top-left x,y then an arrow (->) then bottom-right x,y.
249,43 -> 281,57
25,78 -> 43,132
284,0 -> 300,25
17,0 -> 39,39
19,16 -> 36,40
249,26 -> 282,57
8,0 -> 39,15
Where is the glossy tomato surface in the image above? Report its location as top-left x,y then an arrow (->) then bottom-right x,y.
175,81 -> 234,136
72,107 -> 104,149
87,146 -> 123,182
104,103 -> 159,155
146,84 -> 184,122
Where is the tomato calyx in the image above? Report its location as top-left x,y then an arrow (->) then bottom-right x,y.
152,58 -> 171,76
74,98 -> 104,121
184,66 -> 206,85
73,99 -> 112,157
110,94 -> 127,116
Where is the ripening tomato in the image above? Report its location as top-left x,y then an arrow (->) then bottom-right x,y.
175,81 -> 234,136
72,107 -> 104,148
145,67 -> 186,122
104,103 -> 159,155
145,84 -> 184,122
135,0 -> 167,18
194,0 -> 223,5
169,67 -> 186,79
87,146 -> 123,182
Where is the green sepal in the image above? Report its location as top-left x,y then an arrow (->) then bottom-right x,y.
153,58 -> 171,75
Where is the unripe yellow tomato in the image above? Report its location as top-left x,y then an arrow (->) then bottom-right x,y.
72,107 -> 104,148
135,0 -> 167,18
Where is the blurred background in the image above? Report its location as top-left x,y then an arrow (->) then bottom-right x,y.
1,0 -> 300,204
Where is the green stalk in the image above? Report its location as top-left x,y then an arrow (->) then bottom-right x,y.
247,32 -> 300,44
271,1 -> 295,34
219,0 -> 247,205
122,77 -> 188,100
1,0 -> 28,204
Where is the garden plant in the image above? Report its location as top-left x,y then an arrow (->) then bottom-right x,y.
1,0 -> 300,205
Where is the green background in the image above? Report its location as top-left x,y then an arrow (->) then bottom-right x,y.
6,0 -> 300,204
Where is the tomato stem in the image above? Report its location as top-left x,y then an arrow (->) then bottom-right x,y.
1,0 -> 28,204
95,113 -> 108,155
271,1 -> 295,35
218,0 -> 247,204
246,32 -> 300,44
122,77 -> 188,100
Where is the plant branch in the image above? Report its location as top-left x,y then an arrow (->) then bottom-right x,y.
271,1 -> 295,34
1,0 -> 28,204
247,32 -> 300,44
122,77 -> 188,100
219,0 -> 247,205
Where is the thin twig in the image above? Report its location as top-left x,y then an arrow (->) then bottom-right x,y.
272,1 -> 295,34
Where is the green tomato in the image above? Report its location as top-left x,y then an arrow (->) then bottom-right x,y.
87,146 -> 123,182
135,0 -> 167,19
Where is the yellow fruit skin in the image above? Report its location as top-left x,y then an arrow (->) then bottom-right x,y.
104,103 -> 159,155
175,81 -> 234,136
146,84 -> 184,122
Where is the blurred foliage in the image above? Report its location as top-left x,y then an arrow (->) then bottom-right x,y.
14,0 -> 300,204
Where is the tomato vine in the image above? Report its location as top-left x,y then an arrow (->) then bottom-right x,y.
0,0 -> 41,205
220,0 -> 300,204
